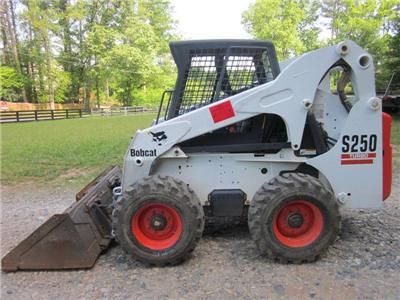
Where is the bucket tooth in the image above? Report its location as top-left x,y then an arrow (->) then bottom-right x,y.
1,165 -> 121,272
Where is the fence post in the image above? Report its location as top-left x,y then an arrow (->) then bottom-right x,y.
51,110 -> 54,120
79,109 -> 82,118
66,109 -> 69,119
34,110 -> 38,121
16,111 -> 20,122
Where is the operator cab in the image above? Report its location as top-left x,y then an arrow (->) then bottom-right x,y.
156,40 -> 328,157
166,39 -> 280,119
156,40 -> 289,153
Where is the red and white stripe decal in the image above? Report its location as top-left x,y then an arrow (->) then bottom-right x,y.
340,153 -> 376,165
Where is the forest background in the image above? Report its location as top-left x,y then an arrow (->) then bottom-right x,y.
1,0 -> 399,109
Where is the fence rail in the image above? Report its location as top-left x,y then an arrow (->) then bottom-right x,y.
0,109 -> 87,123
90,106 -> 156,116
0,106 -> 157,123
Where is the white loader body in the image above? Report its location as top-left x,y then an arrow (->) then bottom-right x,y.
123,41 -> 385,209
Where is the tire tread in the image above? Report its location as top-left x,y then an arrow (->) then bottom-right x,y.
112,175 -> 204,266
248,172 -> 341,263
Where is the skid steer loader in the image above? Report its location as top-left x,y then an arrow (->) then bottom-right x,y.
2,39 -> 393,271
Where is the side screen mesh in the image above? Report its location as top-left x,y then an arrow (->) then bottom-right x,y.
177,47 -> 273,116
179,55 -> 218,115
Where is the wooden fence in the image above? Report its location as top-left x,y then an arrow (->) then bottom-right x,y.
0,109 -> 87,123
0,106 -> 157,123
0,101 -> 83,111
90,106 -> 156,116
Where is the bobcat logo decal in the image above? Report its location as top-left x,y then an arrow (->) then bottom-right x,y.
149,131 -> 167,146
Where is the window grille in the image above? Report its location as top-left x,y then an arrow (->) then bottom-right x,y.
176,47 -> 274,116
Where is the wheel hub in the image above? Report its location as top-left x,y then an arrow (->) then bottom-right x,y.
273,200 -> 324,248
151,215 -> 167,231
287,213 -> 304,228
131,202 -> 183,250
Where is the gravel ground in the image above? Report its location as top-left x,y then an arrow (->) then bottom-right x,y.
1,169 -> 399,299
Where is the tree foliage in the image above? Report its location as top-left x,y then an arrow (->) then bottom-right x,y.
243,0 -> 399,89
1,0 -> 399,105
242,0 -> 321,59
0,66 -> 25,101
0,0 -> 177,107
321,0 -> 398,88
384,14 -> 400,90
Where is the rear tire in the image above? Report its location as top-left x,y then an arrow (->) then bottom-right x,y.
112,175 -> 204,266
248,173 -> 340,263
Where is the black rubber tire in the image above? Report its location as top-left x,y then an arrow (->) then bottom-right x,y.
248,172 -> 340,263
112,175 -> 204,266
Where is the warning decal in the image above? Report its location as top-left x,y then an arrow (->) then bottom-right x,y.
340,152 -> 376,165
209,100 -> 235,123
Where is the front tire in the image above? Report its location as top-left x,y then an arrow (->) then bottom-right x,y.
248,173 -> 340,263
113,175 -> 204,266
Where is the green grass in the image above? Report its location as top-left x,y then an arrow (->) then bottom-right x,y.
1,112 -> 399,186
0,114 -> 155,185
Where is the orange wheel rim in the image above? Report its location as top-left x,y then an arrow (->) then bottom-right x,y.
131,203 -> 183,250
273,200 -> 323,248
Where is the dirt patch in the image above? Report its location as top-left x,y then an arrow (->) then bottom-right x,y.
57,167 -> 99,180
1,175 -> 399,299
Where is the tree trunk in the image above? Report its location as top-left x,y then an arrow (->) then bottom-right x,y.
28,24 -> 38,103
5,0 -> 28,102
105,78 -> 109,106
83,83 -> 90,111
96,76 -> 100,109
29,61 -> 38,103
44,38 -> 55,109
0,3 -> 11,65
59,0 -> 72,72
85,81 -> 92,110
